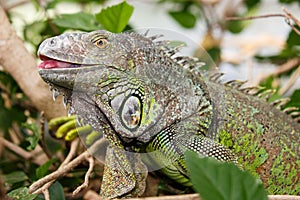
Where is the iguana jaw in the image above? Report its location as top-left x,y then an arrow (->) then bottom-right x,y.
38,53 -> 102,89
38,56 -> 79,91
38,54 -> 102,110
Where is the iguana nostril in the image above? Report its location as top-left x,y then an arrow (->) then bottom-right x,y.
49,38 -> 57,46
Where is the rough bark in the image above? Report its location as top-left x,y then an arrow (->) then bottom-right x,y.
0,6 -> 66,119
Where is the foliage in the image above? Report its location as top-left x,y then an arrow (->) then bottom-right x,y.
53,12 -> 99,31
95,1 -> 134,33
0,0 -> 300,199
0,71 -> 28,132
185,151 -> 268,200
7,187 -> 38,200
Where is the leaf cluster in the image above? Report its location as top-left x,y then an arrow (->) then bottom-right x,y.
24,1 -> 133,51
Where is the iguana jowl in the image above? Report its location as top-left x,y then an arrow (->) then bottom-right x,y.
37,30 -> 300,198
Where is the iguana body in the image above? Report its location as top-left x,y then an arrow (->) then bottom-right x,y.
37,30 -> 300,198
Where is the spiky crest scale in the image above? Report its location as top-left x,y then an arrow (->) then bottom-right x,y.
257,89 -> 275,101
283,106 -> 299,113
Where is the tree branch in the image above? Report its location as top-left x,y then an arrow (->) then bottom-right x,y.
226,13 -> 286,21
29,151 -> 90,194
73,155 -> 95,195
226,7 -> 300,36
0,136 -> 49,166
279,65 -> 300,95
29,138 -> 80,194
28,138 -> 106,195
255,58 -> 300,85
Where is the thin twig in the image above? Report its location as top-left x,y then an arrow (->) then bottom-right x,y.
0,137 -> 32,159
226,13 -> 286,21
73,155 -> 95,195
256,58 -> 300,85
42,189 -> 50,200
29,150 -> 90,194
62,138 -> 80,165
282,7 -> 300,35
31,138 -> 80,194
282,7 -> 300,26
226,7 -> 300,36
1,134 -> 49,166
8,124 -> 21,145
279,65 -> 300,95
29,138 -> 106,194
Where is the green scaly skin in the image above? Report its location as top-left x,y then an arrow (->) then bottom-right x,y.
37,30 -> 300,198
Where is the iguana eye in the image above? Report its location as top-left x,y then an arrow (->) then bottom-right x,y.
121,96 -> 142,130
94,38 -> 108,49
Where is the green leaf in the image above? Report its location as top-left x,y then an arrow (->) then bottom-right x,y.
227,5 -> 258,34
36,159 -> 56,179
49,181 -> 65,200
227,20 -> 247,34
206,46 -> 221,64
2,171 -> 28,184
0,71 -> 27,132
185,151 -> 268,200
23,122 -> 40,150
244,0 -> 261,9
169,10 -> 196,28
7,187 -> 38,200
279,0 -> 300,5
286,28 -> 300,48
95,1 -> 134,33
30,182 -> 66,200
286,89 -> 300,108
260,76 -> 274,89
258,76 -> 281,102
24,21 -> 48,47
53,12 -> 99,31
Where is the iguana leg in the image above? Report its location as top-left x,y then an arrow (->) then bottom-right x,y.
101,145 -> 147,199
145,129 -> 239,187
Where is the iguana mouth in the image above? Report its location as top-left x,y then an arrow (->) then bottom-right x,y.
38,55 -> 81,69
38,55 -> 78,110
38,54 -> 105,114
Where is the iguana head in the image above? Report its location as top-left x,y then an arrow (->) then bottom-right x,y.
38,30 -> 209,144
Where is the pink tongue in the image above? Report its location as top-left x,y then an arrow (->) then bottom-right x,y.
38,60 -> 71,69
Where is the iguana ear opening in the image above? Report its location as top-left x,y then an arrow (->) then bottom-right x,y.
120,96 -> 142,130
110,94 -> 142,131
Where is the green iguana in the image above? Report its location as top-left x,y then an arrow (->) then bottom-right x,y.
37,30 -> 300,198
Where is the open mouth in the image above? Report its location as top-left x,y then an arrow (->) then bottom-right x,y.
37,55 -> 76,110
38,55 -> 81,69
